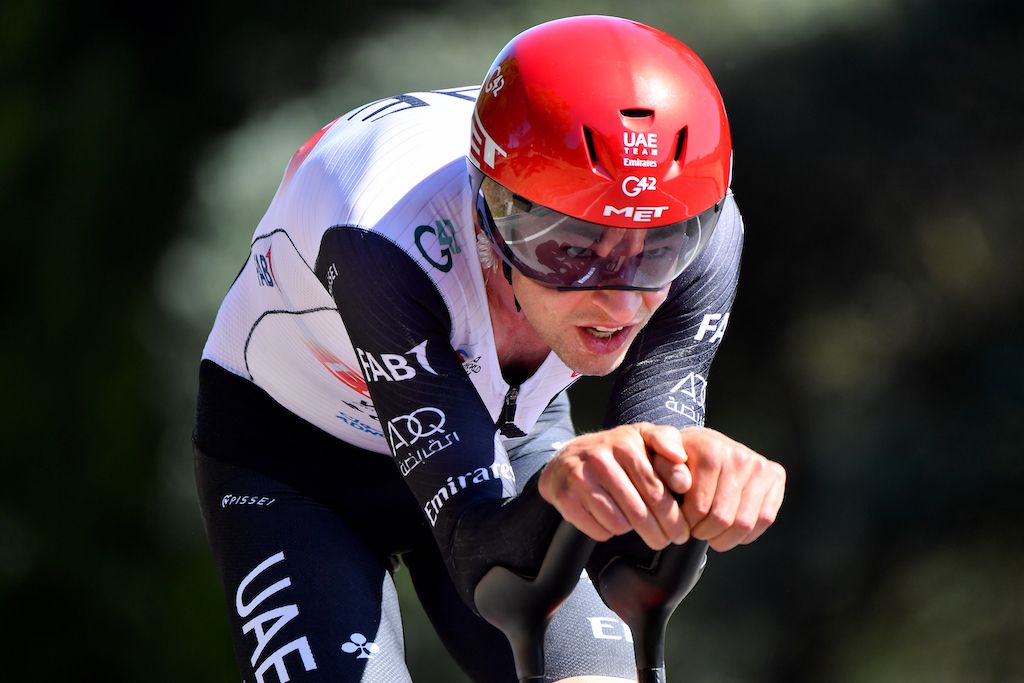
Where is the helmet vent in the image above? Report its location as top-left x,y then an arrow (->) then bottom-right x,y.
673,127 -> 688,162
620,109 -> 655,131
620,108 -> 654,118
582,126 -> 612,180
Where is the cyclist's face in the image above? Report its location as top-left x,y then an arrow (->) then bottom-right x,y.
512,271 -> 669,376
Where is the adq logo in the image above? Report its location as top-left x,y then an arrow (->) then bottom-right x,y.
387,406 -> 447,452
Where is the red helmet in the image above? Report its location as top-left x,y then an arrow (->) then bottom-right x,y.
469,15 -> 732,290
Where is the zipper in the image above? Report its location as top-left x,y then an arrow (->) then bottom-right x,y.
497,385 -> 526,437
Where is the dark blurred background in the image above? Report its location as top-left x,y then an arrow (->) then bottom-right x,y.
3,0 -> 1022,680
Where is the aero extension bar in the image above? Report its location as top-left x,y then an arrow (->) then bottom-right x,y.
475,521 -> 596,682
592,537 -> 708,683
475,520 -> 708,683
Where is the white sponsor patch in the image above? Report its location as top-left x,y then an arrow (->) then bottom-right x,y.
236,552 -> 318,682
693,312 -> 730,343
423,461 -> 515,526
387,406 -> 447,453
587,616 -> 634,643
341,633 -> 381,659
356,340 -> 437,383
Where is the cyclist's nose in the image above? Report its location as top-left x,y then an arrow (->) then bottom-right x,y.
590,289 -> 644,323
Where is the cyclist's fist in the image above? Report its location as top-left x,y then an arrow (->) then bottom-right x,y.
651,427 -> 785,552
538,423 -> 692,549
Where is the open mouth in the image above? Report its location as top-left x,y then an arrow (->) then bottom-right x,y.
584,326 -> 624,339
576,324 -> 634,355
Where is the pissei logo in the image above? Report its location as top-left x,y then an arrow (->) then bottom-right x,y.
415,219 -> 461,272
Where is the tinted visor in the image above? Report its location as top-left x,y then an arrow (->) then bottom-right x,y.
470,166 -> 723,291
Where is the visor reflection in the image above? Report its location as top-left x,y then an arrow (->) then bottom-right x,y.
471,168 -> 721,290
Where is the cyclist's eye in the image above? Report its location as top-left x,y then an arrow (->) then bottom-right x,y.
643,246 -> 673,259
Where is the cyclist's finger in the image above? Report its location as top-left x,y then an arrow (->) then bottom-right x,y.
612,432 -> 669,502
742,466 -> 785,545
580,481 -> 632,538
653,452 -> 692,494
548,485 -> 621,542
568,502 -> 619,543
708,461 -> 773,551
615,444 -> 687,546
691,468 -> 741,542
637,423 -> 687,464
650,455 -> 691,543
682,446 -> 723,532
652,487 -> 689,544
599,462 -> 670,549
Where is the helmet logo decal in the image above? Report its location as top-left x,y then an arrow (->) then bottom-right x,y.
623,132 -> 659,155
603,205 -> 669,223
622,176 -> 657,197
471,110 -> 508,169
623,132 -> 659,168
484,67 -> 505,97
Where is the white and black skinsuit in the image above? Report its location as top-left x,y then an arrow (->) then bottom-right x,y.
195,87 -> 743,682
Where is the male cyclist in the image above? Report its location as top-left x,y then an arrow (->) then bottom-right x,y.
194,15 -> 785,683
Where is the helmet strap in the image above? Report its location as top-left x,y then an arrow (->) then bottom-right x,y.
501,260 -> 522,312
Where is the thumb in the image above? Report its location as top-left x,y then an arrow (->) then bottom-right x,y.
653,452 -> 692,494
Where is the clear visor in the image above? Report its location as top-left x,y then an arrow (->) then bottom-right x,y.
470,166 -> 724,291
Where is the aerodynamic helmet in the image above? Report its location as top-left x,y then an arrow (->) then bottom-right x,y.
469,15 -> 732,290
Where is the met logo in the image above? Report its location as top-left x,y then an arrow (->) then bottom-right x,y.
603,205 -> 669,223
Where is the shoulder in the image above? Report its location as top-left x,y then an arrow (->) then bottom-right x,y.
298,87 -> 480,194
263,88 -> 479,247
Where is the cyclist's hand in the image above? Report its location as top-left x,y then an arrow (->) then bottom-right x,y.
538,423 -> 691,549
651,427 -> 785,552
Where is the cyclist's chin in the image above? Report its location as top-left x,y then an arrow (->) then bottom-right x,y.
562,350 -> 629,377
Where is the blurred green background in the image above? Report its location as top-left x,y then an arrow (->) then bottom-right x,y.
3,0 -> 1022,680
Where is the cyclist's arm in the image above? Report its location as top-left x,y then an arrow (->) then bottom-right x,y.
315,226 -> 562,610
539,196 -> 769,551
603,193 -> 744,429
600,197 -> 785,551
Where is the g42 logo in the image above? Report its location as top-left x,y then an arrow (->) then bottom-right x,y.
622,175 -> 657,197
415,219 -> 461,272
484,67 -> 505,97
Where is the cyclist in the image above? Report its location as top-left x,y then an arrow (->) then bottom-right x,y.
194,15 -> 785,683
